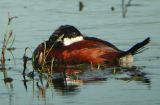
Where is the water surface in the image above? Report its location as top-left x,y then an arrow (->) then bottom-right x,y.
0,0 -> 160,105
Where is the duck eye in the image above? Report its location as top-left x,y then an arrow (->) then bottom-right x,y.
54,34 -> 58,37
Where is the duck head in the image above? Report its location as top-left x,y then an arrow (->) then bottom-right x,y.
48,25 -> 84,47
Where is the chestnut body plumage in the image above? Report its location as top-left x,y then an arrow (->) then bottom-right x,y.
33,25 -> 150,69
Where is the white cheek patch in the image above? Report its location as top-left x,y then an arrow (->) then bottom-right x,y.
38,52 -> 43,64
63,36 -> 83,46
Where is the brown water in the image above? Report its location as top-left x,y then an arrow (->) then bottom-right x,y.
0,0 -> 160,105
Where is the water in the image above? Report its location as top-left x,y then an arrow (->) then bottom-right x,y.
0,0 -> 160,105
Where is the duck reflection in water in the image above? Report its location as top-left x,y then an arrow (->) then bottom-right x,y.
25,65 -> 151,97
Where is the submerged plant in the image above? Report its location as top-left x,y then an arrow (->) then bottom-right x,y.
79,1 -> 84,11
23,47 -> 32,74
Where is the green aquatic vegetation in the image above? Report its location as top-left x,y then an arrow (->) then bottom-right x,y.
0,13 -> 17,87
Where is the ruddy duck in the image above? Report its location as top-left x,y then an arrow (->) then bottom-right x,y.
33,25 -> 150,70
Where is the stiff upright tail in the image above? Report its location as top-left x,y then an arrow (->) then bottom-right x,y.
125,37 -> 151,55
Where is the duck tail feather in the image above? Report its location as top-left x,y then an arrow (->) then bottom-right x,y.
125,37 -> 151,55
